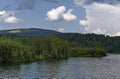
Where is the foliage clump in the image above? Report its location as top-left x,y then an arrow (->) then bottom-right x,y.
0,38 -> 35,64
0,35 -> 106,64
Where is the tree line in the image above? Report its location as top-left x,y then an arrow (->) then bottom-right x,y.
58,33 -> 120,53
0,34 -> 106,64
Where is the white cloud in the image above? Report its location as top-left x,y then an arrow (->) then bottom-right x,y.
0,11 -> 6,15
113,32 -> 120,36
0,10 -> 23,24
91,28 -> 105,34
80,20 -> 89,26
85,3 -> 120,36
63,9 -> 77,21
57,28 -> 64,32
46,6 -> 65,21
46,6 -> 77,21
4,16 -> 22,24
76,1 -> 120,36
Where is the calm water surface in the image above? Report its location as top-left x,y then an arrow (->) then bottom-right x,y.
1,54 -> 120,79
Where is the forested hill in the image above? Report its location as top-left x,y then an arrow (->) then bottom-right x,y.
0,29 -> 120,64
0,28 -> 120,53
0,28 -> 60,36
58,33 -> 120,53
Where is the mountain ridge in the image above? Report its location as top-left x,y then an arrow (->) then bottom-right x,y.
0,28 -> 61,36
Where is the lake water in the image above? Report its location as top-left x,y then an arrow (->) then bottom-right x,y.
1,54 -> 120,79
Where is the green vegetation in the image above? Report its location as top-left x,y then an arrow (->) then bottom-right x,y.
58,33 -> 120,53
0,34 -> 106,64
0,38 -> 35,64
69,47 -> 106,57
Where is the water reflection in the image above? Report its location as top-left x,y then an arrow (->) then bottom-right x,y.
1,54 -> 120,79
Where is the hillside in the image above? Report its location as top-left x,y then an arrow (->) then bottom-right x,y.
0,28 -> 60,36
58,33 -> 120,53
0,28 -> 120,53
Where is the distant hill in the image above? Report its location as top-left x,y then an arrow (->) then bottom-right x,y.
0,28 -> 61,36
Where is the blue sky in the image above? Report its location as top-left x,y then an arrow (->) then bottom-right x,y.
1,0 -> 120,36
0,0 -> 85,33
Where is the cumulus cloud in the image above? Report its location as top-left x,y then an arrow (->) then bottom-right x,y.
75,0 -> 120,36
46,6 -> 77,21
0,11 -> 6,15
4,16 -> 23,24
57,28 -> 64,32
113,32 -> 120,36
0,0 -> 59,24
80,20 -> 89,26
63,9 -> 77,21
91,28 -> 105,34
46,6 -> 66,21
0,10 -> 23,24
